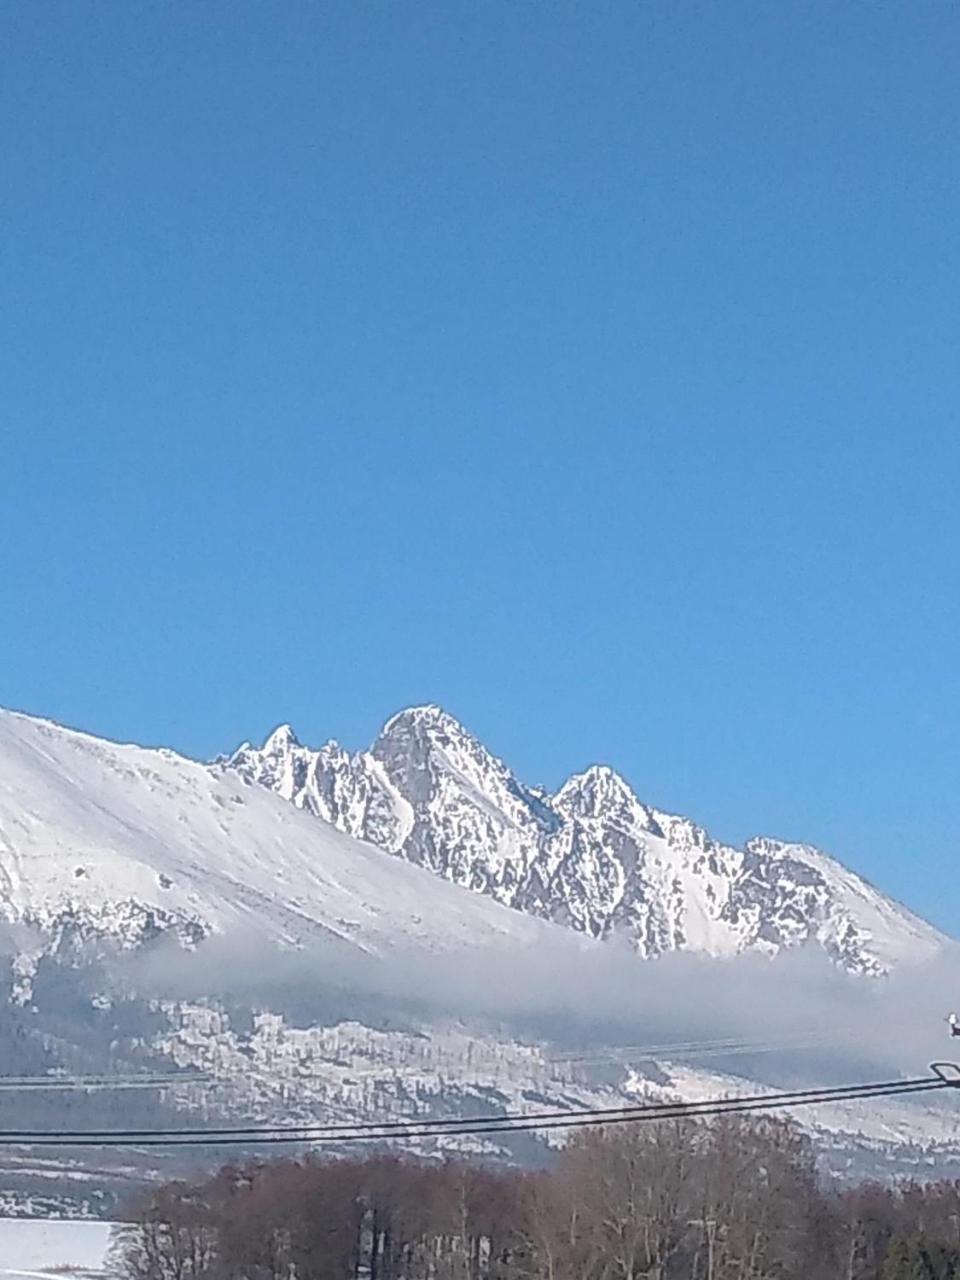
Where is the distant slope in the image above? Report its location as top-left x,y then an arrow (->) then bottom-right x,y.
229,704 -> 946,974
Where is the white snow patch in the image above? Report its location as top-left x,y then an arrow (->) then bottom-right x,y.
0,1217 -> 113,1275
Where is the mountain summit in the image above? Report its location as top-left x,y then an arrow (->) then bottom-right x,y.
228,706 -> 944,976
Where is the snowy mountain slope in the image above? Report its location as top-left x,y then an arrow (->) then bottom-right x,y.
0,707 -> 578,972
229,705 -> 946,974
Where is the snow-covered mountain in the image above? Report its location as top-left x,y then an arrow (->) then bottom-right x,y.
0,701 -> 956,1210
228,704 -> 944,976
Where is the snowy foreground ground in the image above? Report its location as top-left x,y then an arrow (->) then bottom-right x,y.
0,1218 -> 113,1278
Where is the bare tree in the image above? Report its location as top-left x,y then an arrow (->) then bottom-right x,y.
120,1182 -> 217,1280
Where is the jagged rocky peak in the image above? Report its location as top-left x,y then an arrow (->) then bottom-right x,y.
378,703 -> 465,742
376,704 -> 507,784
229,723 -> 312,804
263,723 -> 300,752
553,764 -> 663,836
373,704 -> 553,836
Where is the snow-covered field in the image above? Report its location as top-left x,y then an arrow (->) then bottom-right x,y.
0,1218 -> 113,1277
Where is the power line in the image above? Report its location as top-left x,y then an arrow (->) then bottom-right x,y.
552,1030 -> 866,1066
549,1029 -> 858,1062
0,1076 -> 946,1147
0,1073 -> 209,1092
0,1073 -> 934,1138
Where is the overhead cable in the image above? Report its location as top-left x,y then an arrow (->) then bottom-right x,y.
0,1075 -> 946,1147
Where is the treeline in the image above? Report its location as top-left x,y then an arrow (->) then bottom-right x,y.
115,1115 -> 960,1280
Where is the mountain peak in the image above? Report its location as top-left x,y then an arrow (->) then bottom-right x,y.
262,723 -> 300,753
378,704 -> 470,742
565,763 -> 632,791
553,763 -> 650,823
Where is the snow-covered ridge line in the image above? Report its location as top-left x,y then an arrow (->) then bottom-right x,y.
228,703 -> 946,975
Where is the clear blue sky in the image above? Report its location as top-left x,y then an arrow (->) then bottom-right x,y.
1,3 -> 958,929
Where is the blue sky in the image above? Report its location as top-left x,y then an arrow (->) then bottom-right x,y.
1,3 -> 958,929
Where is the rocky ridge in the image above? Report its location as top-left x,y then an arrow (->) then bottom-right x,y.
228,705 -> 944,975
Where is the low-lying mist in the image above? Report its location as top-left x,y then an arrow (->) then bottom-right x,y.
114,917 -> 960,1087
